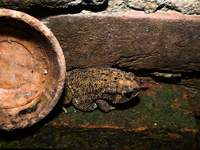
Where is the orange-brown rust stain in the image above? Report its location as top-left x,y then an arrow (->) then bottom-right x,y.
144,83 -> 160,97
180,128 -> 198,132
50,121 -> 150,132
182,91 -> 188,99
51,121 -> 126,130
133,126 -> 148,132
171,103 -> 181,109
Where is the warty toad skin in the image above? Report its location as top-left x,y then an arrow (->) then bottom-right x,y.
63,66 -> 140,112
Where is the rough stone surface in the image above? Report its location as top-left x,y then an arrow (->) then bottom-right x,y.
0,0 -> 106,10
125,0 -> 200,15
1,0 -> 200,15
44,11 -> 200,72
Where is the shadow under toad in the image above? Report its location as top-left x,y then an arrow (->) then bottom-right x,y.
111,96 -> 140,111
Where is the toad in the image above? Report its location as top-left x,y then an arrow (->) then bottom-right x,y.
62,66 -> 140,113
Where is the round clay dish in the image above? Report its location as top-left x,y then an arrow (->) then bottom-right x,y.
0,9 -> 66,131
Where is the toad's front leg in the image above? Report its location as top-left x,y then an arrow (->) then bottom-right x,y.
96,100 -> 116,112
62,106 -> 68,113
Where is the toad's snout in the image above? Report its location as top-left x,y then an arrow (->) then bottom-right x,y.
123,87 -> 140,99
113,86 -> 140,103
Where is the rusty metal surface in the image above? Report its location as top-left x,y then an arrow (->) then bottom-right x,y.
0,9 -> 66,131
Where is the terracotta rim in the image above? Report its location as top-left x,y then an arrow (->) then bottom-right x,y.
0,9 -> 66,130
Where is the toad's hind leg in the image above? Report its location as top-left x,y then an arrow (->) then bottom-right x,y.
96,100 -> 116,112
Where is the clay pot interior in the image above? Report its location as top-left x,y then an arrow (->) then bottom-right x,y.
0,9 -> 66,131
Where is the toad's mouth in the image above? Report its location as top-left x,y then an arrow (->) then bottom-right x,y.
123,88 -> 140,98
112,87 -> 140,104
